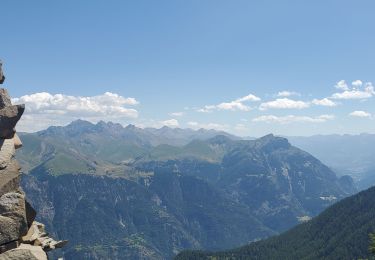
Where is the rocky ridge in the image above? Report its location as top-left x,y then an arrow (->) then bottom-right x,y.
0,60 -> 66,259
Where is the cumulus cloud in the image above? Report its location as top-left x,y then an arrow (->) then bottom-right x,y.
311,98 -> 337,107
331,81 -> 375,99
252,114 -> 334,124
277,91 -> 300,97
162,119 -> 179,127
235,94 -> 261,102
335,80 -> 349,91
12,92 -> 139,132
348,110 -> 372,118
259,98 -> 310,110
352,80 -> 363,88
198,93 -> 260,113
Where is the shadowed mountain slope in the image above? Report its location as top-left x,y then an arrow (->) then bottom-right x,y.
175,185 -> 375,260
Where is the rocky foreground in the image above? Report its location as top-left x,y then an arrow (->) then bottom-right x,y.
0,61 -> 66,259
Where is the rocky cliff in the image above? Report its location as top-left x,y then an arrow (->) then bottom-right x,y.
0,60 -> 66,259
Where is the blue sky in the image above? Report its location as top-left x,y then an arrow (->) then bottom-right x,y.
2,0 -> 375,136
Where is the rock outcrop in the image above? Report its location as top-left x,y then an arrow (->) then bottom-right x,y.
0,61 -> 66,259
0,61 -> 4,85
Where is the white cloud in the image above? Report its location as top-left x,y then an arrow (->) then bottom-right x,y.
235,94 -> 261,102
198,93 -> 260,113
348,110 -> 372,118
259,98 -> 310,110
312,98 -> 337,107
252,114 -> 335,124
277,91 -> 300,97
352,80 -> 363,88
331,81 -> 375,99
169,112 -> 184,117
187,121 -> 229,131
12,92 -> 139,132
335,80 -> 349,91
162,119 -> 179,127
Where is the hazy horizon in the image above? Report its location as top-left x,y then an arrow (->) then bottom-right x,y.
17,118 -> 375,139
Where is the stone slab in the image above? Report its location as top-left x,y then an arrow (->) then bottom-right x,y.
0,244 -> 47,260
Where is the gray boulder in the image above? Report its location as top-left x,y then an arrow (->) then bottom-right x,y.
22,221 -> 68,252
0,105 -> 25,139
0,192 -> 28,245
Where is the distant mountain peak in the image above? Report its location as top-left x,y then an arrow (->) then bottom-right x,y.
255,134 -> 291,150
94,121 -> 124,133
126,123 -> 139,129
67,119 -> 94,128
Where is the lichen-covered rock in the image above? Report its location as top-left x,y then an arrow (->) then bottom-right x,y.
0,89 -> 11,109
0,244 -> 48,260
0,192 -> 28,245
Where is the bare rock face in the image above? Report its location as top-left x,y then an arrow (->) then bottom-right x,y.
0,160 -> 21,197
0,61 -> 66,259
0,61 -> 4,85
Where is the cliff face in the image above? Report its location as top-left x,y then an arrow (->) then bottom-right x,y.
21,170 -> 274,260
0,61 -> 66,259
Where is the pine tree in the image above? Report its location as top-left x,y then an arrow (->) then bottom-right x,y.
369,233 -> 375,255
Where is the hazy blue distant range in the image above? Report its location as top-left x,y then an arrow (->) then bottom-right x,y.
288,134 -> 375,190
17,120 -> 356,259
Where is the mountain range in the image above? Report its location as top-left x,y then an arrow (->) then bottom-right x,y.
16,120 -> 356,259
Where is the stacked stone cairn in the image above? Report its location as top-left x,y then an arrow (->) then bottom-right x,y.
0,60 -> 67,259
